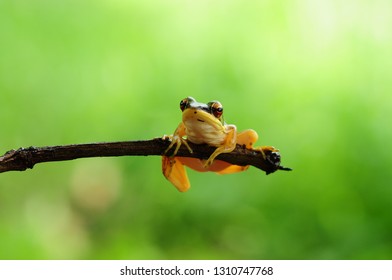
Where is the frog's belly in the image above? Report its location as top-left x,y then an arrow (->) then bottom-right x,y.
184,121 -> 226,147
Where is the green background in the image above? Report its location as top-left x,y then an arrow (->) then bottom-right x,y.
1,0 -> 391,259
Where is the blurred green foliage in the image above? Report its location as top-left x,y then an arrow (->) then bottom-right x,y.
1,0 -> 391,259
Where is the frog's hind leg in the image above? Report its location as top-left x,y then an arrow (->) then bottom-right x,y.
162,156 -> 190,192
237,129 -> 267,159
179,157 -> 249,175
215,163 -> 249,174
237,129 -> 259,149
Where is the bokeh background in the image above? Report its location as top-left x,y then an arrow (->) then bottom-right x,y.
1,0 -> 391,259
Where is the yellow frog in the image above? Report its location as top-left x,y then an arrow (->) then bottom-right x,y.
162,97 -> 284,192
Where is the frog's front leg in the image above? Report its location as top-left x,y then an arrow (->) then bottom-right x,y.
211,129 -> 259,174
164,122 -> 193,156
204,124 -> 237,168
162,156 -> 191,192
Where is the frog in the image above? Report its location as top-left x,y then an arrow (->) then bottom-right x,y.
162,96 -> 281,192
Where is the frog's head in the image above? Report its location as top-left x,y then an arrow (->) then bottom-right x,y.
180,97 -> 224,124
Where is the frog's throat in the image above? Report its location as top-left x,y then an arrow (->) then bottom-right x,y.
182,108 -> 223,127
182,108 -> 227,146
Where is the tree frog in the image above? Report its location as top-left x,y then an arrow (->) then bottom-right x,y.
162,97 -> 281,192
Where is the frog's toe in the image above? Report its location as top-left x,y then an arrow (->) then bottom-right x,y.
182,139 -> 193,154
202,158 -> 214,169
163,143 -> 174,155
164,136 -> 181,155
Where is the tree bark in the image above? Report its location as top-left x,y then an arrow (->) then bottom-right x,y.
0,138 -> 291,174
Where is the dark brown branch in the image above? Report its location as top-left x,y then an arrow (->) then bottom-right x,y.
0,138 -> 291,174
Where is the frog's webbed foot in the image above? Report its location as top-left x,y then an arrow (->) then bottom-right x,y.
162,156 -> 190,192
254,146 -> 278,163
256,146 -> 267,160
163,122 -> 193,157
164,135 -> 193,157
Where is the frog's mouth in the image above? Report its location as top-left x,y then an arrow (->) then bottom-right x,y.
182,108 -> 225,136
183,108 -> 222,126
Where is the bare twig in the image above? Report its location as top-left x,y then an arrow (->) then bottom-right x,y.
0,138 -> 291,174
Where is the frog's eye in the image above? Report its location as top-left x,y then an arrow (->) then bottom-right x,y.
180,98 -> 189,111
210,101 -> 223,118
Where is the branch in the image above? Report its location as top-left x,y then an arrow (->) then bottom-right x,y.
0,138 -> 291,174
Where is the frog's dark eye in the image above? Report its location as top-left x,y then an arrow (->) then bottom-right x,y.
210,101 -> 223,118
180,98 -> 189,111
